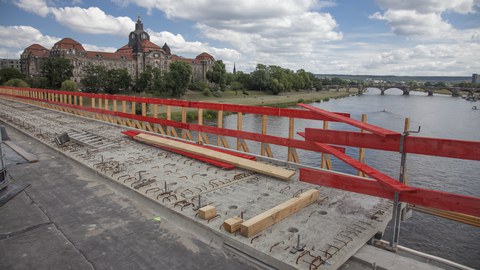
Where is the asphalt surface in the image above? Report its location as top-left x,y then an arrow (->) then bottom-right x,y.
0,124 -> 254,270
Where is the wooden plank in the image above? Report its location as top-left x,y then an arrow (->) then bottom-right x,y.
240,189 -> 319,237
299,103 -> 400,137
261,115 -> 267,156
3,141 -> 38,163
133,133 -> 295,180
224,216 -> 243,233
198,205 -> 216,220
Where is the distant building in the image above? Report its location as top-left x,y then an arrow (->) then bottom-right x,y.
21,16 -> 215,84
473,74 -> 479,84
0,59 -> 21,71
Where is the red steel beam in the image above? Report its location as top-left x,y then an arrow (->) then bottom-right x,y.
300,168 -> 480,217
308,141 -> 414,192
298,103 -> 400,137
304,128 -> 480,161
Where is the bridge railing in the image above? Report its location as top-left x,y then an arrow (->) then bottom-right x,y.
0,86 -> 479,234
0,86 -> 352,165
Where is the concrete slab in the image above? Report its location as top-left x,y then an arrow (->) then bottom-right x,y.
0,126 -> 254,270
0,97 -> 393,269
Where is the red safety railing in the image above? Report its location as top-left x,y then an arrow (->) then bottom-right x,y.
0,86 -> 479,224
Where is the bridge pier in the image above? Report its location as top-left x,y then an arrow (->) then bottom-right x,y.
358,86 -> 363,95
428,91 -> 433,96
402,87 -> 410,95
380,87 -> 385,95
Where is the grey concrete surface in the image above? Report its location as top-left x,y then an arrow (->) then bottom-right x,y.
0,125 -> 254,270
0,97 -> 394,270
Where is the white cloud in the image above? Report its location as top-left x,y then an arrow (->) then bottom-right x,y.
371,0 -> 480,41
147,29 -> 241,60
0,25 -> 60,48
375,0 -> 478,14
50,7 -> 134,36
370,10 -> 452,36
13,0 -> 50,17
365,43 -> 480,75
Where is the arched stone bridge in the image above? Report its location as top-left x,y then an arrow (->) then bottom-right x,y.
323,85 -> 479,96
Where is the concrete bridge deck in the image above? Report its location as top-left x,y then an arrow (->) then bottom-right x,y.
0,97 -> 395,269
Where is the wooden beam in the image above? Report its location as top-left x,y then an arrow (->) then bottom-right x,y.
223,216 -> 243,233
198,205 -> 216,220
240,189 -> 319,237
3,141 -> 38,163
133,133 -> 295,180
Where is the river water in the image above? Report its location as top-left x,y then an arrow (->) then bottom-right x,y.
222,89 -> 480,268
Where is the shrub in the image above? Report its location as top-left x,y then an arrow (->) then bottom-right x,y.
4,78 -> 29,88
242,90 -> 249,95
298,98 -> 305,103
61,80 -> 78,91
202,88 -> 212,97
213,90 -> 222,97
323,97 -> 330,102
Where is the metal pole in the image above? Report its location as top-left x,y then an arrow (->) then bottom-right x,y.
0,127 -> 6,188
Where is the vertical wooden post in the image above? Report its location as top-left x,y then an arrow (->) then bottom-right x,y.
261,115 -> 267,156
122,100 -> 127,126
166,105 -> 172,136
358,114 -> 367,176
113,100 -> 117,124
68,94 -> 72,105
197,108 -> 203,143
287,117 -> 299,163
182,107 -> 187,139
321,121 -> 329,169
141,102 -> 147,130
217,110 -> 228,147
236,112 -> 242,150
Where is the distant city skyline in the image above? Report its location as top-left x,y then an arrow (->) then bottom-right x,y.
1,0 -> 479,76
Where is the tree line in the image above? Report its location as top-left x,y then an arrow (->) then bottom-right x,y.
2,57 -> 478,97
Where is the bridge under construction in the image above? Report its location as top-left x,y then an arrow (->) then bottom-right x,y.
0,86 -> 478,270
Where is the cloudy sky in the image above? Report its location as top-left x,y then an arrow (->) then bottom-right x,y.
1,0 -> 479,75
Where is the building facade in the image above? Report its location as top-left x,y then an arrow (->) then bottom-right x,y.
21,16 -> 215,84
0,59 -> 21,71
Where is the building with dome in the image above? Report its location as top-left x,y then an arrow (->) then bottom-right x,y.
20,16 -> 216,85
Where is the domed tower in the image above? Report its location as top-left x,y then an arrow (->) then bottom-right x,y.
128,16 -> 150,54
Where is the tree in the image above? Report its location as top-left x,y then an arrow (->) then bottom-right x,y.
105,68 -> 131,94
0,67 -> 24,85
61,80 -> 78,91
81,64 -> 107,93
206,60 -> 227,90
41,58 -> 73,89
165,61 -> 192,97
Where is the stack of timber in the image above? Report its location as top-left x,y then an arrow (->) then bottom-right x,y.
125,131 -> 295,181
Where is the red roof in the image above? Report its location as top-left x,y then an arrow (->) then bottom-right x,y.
54,38 -> 85,52
86,51 -> 132,60
195,52 -> 215,62
141,40 -> 163,52
23,43 -> 49,57
171,55 -> 195,64
116,44 -> 133,54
